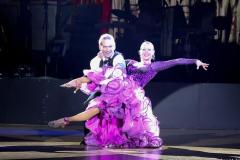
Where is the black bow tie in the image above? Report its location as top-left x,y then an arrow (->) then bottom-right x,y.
103,58 -> 110,65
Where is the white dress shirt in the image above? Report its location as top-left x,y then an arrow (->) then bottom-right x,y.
90,52 -> 125,71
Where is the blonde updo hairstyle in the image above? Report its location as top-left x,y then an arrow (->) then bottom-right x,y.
139,41 -> 155,60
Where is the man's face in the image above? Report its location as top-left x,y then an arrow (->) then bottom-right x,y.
99,39 -> 115,58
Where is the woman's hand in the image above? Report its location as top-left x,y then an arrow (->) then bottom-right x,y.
196,60 -> 209,70
60,79 -> 82,89
60,82 -> 75,88
60,76 -> 90,93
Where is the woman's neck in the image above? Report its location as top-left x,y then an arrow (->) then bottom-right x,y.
140,60 -> 151,65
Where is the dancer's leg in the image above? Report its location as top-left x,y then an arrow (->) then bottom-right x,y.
48,107 -> 100,128
68,107 -> 100,122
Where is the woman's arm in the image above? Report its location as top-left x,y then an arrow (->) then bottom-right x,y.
151,58 -> 209,72
61,76 -> 91,89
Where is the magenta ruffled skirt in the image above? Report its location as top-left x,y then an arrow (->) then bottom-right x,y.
83,77 -> 162,148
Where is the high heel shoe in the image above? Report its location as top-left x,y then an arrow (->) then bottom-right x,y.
48,117 -> 70,128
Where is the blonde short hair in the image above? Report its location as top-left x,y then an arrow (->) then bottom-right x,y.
98,33 -> 116,50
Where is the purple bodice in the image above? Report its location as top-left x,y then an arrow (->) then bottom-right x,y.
127,58 -> 197,87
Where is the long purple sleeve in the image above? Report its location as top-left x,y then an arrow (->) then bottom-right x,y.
151,58 -> 197,72
127,58 -> 197,87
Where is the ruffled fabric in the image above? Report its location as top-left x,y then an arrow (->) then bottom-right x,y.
83,69 -> 105,85
83,66 -> 162,148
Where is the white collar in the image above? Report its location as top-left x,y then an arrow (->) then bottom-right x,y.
102,52 -> 115,61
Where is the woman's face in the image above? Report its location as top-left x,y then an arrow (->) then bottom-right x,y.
139,44 -> 155,64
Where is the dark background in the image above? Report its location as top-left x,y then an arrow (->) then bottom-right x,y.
0,0 -> 240,129
0,0 -> 239,83
1,79 -> 240,130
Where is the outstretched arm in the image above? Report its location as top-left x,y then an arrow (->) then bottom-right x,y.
60,76 -> 91,89
151,58 -> 209,72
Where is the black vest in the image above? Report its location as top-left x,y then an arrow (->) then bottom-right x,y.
99,51 -> 121,67
84,51 -> 122,105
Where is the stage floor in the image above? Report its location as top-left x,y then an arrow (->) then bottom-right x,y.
0,124 -> 240,160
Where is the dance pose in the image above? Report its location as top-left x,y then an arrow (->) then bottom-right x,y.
49,41 -> 209,148
49,33 -> 126,123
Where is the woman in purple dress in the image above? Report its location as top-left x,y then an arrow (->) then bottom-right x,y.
49,41 -> 209,148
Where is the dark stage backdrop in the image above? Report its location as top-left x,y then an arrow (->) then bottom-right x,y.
0,78 -> 240,130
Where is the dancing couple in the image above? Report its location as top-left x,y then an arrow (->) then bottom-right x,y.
48,33 -> 209,148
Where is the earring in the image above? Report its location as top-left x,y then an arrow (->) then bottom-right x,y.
152,54 -> 155,60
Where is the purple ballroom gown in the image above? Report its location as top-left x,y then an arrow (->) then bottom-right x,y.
81,58 -> 197,148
